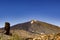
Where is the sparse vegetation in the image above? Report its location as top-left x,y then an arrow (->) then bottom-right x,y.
0,32 -> 60,40
0,33 -> 25,40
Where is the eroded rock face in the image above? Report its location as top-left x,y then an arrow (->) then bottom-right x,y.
4,22 -> 10,35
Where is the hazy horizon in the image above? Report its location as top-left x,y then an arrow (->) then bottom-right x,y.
0,0 -> 60,27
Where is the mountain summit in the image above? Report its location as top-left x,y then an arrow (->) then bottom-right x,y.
11,20 -> 60,34
0,20 -> 60,38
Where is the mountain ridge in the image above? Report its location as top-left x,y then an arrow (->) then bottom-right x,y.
0,20 -> 60,38
10,20 -> 60,34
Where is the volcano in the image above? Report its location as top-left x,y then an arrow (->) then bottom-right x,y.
0,20 -> 60,38
11,20 -> 60,34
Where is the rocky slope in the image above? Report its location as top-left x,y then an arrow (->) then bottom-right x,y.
11,20 -> 60,34
0,20 -> 60,38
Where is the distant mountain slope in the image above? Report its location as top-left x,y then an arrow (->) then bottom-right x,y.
11,20 -> 60,34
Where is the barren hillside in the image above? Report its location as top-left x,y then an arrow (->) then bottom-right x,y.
0,20 -> 60,38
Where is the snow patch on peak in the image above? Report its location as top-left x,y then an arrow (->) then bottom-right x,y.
30,20 -> 37,24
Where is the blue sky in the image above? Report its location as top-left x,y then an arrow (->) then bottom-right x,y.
0,0 -> 60,27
